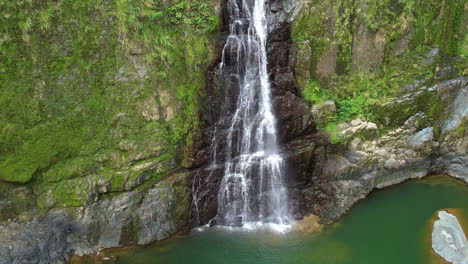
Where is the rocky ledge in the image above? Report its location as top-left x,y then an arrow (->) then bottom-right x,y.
0,173 -> 191,264
304,77 -> 467,223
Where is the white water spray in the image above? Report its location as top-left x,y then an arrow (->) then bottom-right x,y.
214,0 -> 291,230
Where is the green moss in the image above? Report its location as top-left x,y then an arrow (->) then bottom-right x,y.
454,118 -> 467,138
41,157 -> 96,183
373,85 -> 439,127
0,0 -> 219,188
302,80 -> 333,104
0,182 -> 37,221
291,0 -> 357,75
292,0 -> 465,103
110,171 -> 128,192
410,0 -> 465,55
323,123 -> 341,145
35,176 -> 93,209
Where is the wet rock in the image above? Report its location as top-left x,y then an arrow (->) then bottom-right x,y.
268,0 -> 303,27
0,171 -> 192,262
314,179 -> 371,223
0,213 -> 76,264
137,173 -> 190,244
274,91 -> 311,140
447,155 -> 468,184
441,79 -> 468,134
432,211 -> 468,264
0,182 -> 37,222
85,192 -> 142,249
189,166 -> 224,227
76,173 -> 191,249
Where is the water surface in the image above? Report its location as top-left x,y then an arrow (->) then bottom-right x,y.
75,175 -> 468,264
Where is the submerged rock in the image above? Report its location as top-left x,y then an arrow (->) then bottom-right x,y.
432,210 -> 468,264
293,214 -> 323,233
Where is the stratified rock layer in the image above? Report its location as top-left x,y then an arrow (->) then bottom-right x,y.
0,173 -> 191,263
304,77 -> 468,223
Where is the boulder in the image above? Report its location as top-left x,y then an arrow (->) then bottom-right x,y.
432,210 -> 468,264
0,213 -> 75,264
311,101 -> 337,126
407,127 -> 434,150
447,155 -> 468,184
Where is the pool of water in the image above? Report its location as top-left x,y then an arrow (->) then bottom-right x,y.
73,175 -> 468,264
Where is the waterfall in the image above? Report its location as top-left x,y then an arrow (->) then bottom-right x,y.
213,0 -> 291,229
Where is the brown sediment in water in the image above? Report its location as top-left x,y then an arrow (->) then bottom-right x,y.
68,233 -> 189,264
426,208 -> 468,264
421,174 -> 468,187
293,214 -> 324,233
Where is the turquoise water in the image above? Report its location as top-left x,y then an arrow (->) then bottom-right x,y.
75,176 -> 468,264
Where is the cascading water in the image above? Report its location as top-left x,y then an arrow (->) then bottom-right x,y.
213,0 -> 291,229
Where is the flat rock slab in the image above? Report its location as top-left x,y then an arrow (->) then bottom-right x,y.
432,210 -> 468,264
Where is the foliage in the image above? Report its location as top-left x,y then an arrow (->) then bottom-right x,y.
302,80 -> 332,104
292,0 -> 465,76
293,0 -> 465,136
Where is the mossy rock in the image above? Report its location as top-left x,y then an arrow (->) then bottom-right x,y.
0,181 -> 37,221
35,176 -> 98,209
373,86 -> 439,128
0,0 -> 220,187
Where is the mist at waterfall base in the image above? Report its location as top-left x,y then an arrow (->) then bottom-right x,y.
201,0 -> 291,229
91,176 -> 468,264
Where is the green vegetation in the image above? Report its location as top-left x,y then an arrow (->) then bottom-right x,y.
0,0 -> 219,208
0,0 -> 465,208
293,0 -> 466,143
302,49 -> 440,122
293,0 -> 465,69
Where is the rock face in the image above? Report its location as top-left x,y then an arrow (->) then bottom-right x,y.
350,2 -> 386,74
432,211 -> 468,264
311,101 -> 336,126
291,0 -> 464,81
0,183 -> 37,222
0,0 -> 466,262
188,0 -> 318,227
0,0 -> 219,261
0,173 -> 191,263
0,213 -> 74,264
303,77 -> 468,223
